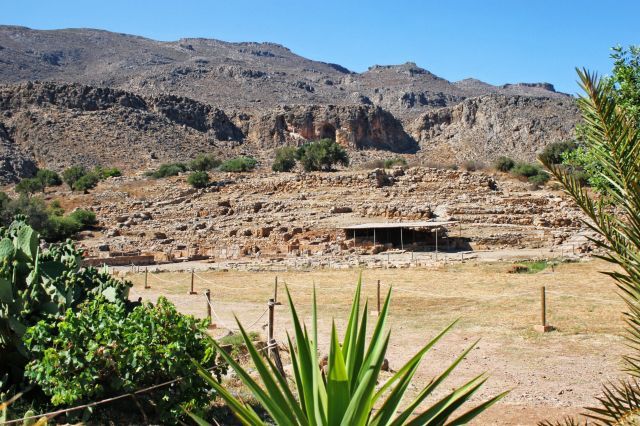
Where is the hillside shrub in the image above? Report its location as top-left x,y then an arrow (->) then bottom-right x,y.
62,166 -> 87,190
187,171 -> 210,188
296,138 -> 349,172
511,162 -> 543,178
538,140 -> 577,165
219,156 -> 257,172
494,156 -> 515,172
15,178 -> 44,196
528,172 -> 550,187
35,169 -> 62,187
0,195 -> 96,241
94,166 -> 122,179
146,162 -> 188,179
272,147 -> 297,172
24,297 -> 223,420
73,172 -> 100,192
189,153 -> 221,172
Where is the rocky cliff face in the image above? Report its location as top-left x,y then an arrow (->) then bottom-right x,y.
0,26 -> 581,182
410,95 -> 579,163
241,104 -> 418,152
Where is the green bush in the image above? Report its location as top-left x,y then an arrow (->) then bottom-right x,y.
494,156 -> 515,172
539,140 -> 577,165
94,166 -> 122,179
511,162 -> 543,178
189,154 -> 221,172
296,138 -> 349,172
0,195 -> 96,242
187,171 -> 210,188
73,172 -> 100,192
15,178 -> 44,196
528,172 -> 550,187
219,156 -> 257,172
24,296 -> 223,421
146,162 -> 188,179
0,220 -> 132,384
62,166 -> 87,190
68,209 -> 97,227
383,157 -> 408,168
35,169 -> 62,187
272,147 -> 297,172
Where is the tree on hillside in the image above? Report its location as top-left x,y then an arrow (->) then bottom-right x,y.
296,138 -> 349,172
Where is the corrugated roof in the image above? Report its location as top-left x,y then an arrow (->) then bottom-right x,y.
341,221 -> 457,230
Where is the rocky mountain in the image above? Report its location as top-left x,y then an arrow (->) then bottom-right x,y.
0,26 -> 580,183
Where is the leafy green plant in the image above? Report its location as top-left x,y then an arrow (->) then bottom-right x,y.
68,209 -> 97,227
296,138 -> 349,172
146,162 -> 188,179
190,279 -> 506,425
94,166 -> 122,179
35,169 -> 62,188
15,179 -> 44,197
62,166 -> 87,190
219,156 -> 258,172
189,154 -> 221,172
541,69 -> 640,424
511,162 -> 543,178
187,171 -> 210,188
73,172 -> 100,193
25,296 -> 222,421
272,147 -> 297,172
0,220 -> 131,384
494,156 -> 515,172
528,172 -> 550,187
539,141 -> 577,165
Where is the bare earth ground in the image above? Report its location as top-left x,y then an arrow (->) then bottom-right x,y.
123,259 -> 625,425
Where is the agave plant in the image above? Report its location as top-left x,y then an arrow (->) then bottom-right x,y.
540,68 -> 640,425
190,279 -> 507,425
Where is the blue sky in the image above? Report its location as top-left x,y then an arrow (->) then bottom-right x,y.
3,0 -> 638,94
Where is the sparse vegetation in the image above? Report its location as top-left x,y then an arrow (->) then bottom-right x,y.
189,153 -> 221,172
35,169 -> 62,187
145,162 -> 189,179
73,171 -> 100,192
462,160 -> 485,171
538,141 -> 577,165
187,170 -> 210,188
62,165 -> 87,190
94,166 -> 122,179
271,146 -> 297,172
219,156 -> 258,172
296,138 -> 349,172
15,178 -> 43,196
383,157 -> 408,168
0,193 -> 96,241
494,156 -> 516,172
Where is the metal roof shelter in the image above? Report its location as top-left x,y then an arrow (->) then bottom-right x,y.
342,221 -> 457,230
341,221 -> 458,251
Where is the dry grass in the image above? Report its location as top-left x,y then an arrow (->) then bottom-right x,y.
125,259 -> 627,425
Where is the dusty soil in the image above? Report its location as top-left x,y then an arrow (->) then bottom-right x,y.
123,258 -> 625,425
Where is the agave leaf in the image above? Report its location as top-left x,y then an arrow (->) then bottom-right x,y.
405,374 -> 487,425
328,322 -> 350,425
193,357 -> 263,425
446,390 -> 510,425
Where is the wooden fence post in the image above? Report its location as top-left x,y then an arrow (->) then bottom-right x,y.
535,286 -> 553,332
274,276 -> 278,303
268,298 -> 286,377
205,289 -> 212,326
189,269 -> 197,295
144,267 -> 149,289
372,280 -> 381,316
